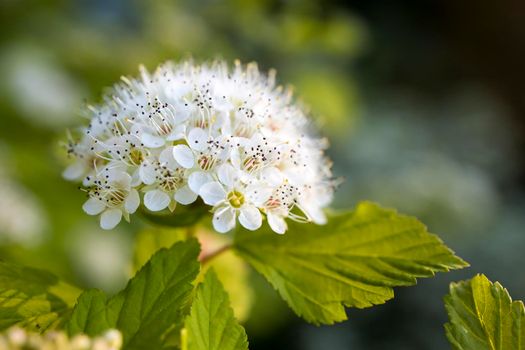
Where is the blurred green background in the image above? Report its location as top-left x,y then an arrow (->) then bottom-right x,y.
1,0 -> 525,349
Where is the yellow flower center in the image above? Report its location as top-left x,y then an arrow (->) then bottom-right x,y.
227,190 -> 244,208
129,149 -> 144,166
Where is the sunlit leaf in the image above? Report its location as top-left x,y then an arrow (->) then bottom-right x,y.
198,231 -> 253,322
64,289 -> 111,337
234,201 -> 468,325
199,250 -> 253,322
133,227 -> 253,321
0,261 -> 81,332
183,269 -> 248,350
68,239 -> 200,349
445,274 -> 525,350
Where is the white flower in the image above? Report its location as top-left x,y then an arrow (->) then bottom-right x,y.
82,169 -> 140,230
62,135 -> 100,181
200,163 -> 271,233
142,147 -> 196,212
65,59 -> 335,233
174,127 -> 231,194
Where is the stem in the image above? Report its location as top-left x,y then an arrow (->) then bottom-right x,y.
199,244 -> 232,265
185,226 -> 195,239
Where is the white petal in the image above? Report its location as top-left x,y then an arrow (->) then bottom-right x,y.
174,185 -> 198,205
199,181 -> 227,206
213,206 -> 236,233
82,173 -> 96,187
239,205 -> 262,231
141,133 -> 165,148
166,124 -> 186,141
246,185 -> 273,206
62,162 -> 85,180
311,209 -> 327,224
100,209 -> 122,230
131,168 -> 142,187
235,136 -> 251,148
188,128 -> 208,151
82,198 -> 105,216
105,161 -> 128,175
188,171 -> 212,193
230,147 -> 241,169
317,189 -> 333,207
174,104 -> 191,123
172,145 -> 194,168
301,202 -> 327,224
108,171 -> 132,188
144,190 -> 170,211
139,162 -> 157,185
261,167 -> 284,186
267,212 -> 287,234
159,147 -> 178,168
217,163 -> 237,188
125,189 -> 140,214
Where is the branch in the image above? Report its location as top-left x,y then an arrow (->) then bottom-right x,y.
199,244 -> 232,265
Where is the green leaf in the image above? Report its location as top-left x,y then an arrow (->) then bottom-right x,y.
0,261 -> 81,332
132,227 -> 254,322
68,239 -> 201,349
183,269 -> 248,350
444,274 -> 525,350
234,201 -> 468,325
198,248 -> 253,323
66,289 -> 113,337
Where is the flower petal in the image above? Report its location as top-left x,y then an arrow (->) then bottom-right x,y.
159,147 -> 178,169
188,171 -> 212,193
217,163 -> 237,188
213,206 -> 236,233
300,201 -> 327,224
230,147 -> 241,169
125,189 -> 140,214
131,168 -> 142,187
141,133 -> 165,148
174,185 -> 198,205
82,173 -> 96,187
82,198 -> 105,216
144,190 -> 170,212
100,209 -> 122,230
174,104 -> 191,123
267,212 -> 287,234
139,162 -> 157,185
261,167 -> 284,186
239,204 -> 262,231
108,170 -> 132,188
246,185 -> 273,206
199,181 -> 226,206
188,127 -> 208,152
172,144 -> 194,168
166,124 -> 186,141
62,162 -> 85,180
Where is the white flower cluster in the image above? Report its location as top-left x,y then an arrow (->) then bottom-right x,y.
0,327 -> 122,350
64,60 -> 334,233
